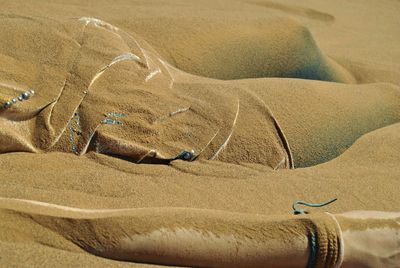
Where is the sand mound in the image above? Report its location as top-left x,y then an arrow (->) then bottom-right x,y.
239,78 -> 400,167
133,18 -> 354,82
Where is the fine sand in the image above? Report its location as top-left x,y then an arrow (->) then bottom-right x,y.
0,0 -> 400,267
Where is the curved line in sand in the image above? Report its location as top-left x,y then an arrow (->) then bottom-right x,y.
273,157 -> 286,170
210,100 -> 240,160
158,59 -> 175,89
241,88 -> 294,168
46,79 -> 67,135
153,106 -> 190,124
136,149 -> 157,164
0,197 -> 135,217
145,68 -> 162,82
0,197 -> 243,220
270,111 -> 294,168
79,17 -> 119,33
89,52 -> 141,88
0,100 -> 55,122
79,124 -> 101,155
191,129 -> 220,160
78,17 -> 149,68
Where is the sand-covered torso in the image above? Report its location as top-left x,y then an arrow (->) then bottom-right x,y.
0,17 -> 294,168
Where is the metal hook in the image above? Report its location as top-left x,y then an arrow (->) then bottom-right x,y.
292,198 -> 337,215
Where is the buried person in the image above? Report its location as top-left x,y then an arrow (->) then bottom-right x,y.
0,16 -> 399,268
1,17 -> 400,169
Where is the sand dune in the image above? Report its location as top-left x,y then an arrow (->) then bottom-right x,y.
1,0 -> 400,266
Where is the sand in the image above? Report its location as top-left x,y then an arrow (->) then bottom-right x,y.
0,0 -> 399,267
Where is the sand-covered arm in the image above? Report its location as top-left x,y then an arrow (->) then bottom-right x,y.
9,201 -> 342,268
2,198 -> 399,267
92,212 -> 342,268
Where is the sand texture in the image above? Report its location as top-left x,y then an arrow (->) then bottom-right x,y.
0,0 -> 399,267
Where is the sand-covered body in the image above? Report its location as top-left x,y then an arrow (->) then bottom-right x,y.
0,0 -> 400,266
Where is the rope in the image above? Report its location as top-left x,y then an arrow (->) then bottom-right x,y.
307,231 -> 318,268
